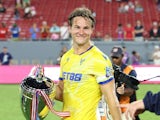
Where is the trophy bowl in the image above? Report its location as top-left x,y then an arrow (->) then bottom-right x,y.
20,75 -> 55,120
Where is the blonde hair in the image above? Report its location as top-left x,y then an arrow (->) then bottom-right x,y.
68,7 -> 96,28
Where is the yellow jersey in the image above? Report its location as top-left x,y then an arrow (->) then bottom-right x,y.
59,46 -> 114,120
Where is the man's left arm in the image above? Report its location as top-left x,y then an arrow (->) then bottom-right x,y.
100,79 -> 122,120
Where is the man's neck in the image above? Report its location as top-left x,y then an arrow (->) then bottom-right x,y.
73,42 -> 92,55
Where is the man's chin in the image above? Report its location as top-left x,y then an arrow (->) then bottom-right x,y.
76,40 -> 86,45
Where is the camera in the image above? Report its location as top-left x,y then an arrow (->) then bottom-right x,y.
113,64 -> 139,90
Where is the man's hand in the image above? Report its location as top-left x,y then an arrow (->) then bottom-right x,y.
117,83 -> 125,95
119,100 -> 145,120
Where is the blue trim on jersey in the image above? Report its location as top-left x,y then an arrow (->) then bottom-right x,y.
79,45 -> 93,55
99,77 -> 114,85
59,77 -> 64,81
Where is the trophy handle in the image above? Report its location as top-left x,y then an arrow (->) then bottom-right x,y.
31,89 -> 70,120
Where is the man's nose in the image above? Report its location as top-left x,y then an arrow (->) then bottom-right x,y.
79,29 -> 85,34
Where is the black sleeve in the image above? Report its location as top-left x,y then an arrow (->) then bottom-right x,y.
143,91 -> 160,115
129,70 -> 137,78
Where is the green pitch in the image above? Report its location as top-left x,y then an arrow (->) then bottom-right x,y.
0,84 -> 159,120
136,84 -> 160,120
0,84 -> 62,120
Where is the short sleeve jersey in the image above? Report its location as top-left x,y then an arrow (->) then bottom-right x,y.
59,46 -> 114,120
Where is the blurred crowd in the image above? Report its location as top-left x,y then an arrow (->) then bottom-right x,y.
0,19 -> 160,41
0,21 -> 70,41
0,0 -> 160,66
0,0 -> 160,41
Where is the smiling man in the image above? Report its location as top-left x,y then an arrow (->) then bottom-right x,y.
55,7 -> 122,120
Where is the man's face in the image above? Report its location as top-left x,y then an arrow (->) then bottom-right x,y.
69,16 -> 94,46
2,48 -> 7,54
111,56 -> 123,66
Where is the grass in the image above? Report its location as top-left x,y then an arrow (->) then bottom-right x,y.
0,84 -> 159,120
136,84 -> 160,120
0,84 -> 62,120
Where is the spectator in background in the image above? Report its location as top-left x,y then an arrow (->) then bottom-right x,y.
60,21 -> 70,40
40,21 -> 50,40
152,45 -> 160,65
0,46 -> 13,65
56,45 -> 68,65
50,22 -> 60,40
156,0 -> 160,11
118,2 -> 128,13
10,23 -> 21,41
122,0 -> 129,2
22,0 -> 30,8
23,3 -> 36,19
14,7 -> 20,20
131,50 -> 140,65
105,0 -> 112,2
29,23 -> 39,41
23,3 -> 31,18
30,5 -> 36,17
134,20 -> 144,42
134,0 -> 143,13
0,2 -> 6,13
94,31 -> 102,41
118,1 -> 134,13
116,23 -> 124,41
149,21 -> 160,40
122,46 -> 130,64
103,33 -> 112,42
124,23 -> 134,41
0,22 -> 8,41
23,3 -> 36,18
128,1 -> 135,12
91,9 -> 96,18
15,0 -> 22,8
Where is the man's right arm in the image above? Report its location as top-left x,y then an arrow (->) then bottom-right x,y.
120,91 -> 160,119
55,80 -> 63,101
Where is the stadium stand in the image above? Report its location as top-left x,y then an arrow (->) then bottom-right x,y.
1,0 -> 160,39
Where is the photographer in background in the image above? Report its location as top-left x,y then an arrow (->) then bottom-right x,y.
110,46 -> 140,120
